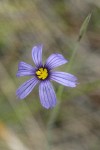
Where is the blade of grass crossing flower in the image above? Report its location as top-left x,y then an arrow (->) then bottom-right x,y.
78,13 -> 92,42
47,13 -> 92,150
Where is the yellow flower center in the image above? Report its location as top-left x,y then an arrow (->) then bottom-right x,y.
36,68 -> 48,80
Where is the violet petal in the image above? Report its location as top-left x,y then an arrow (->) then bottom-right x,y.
45,53 -> 68,70
51,71 -> 78,87
16,77 -> 38,99
16,61 -> 36,77
39,80 -> 56,109
32,44 -> 43,67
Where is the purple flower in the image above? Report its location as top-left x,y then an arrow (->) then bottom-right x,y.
16,44 -> 78,109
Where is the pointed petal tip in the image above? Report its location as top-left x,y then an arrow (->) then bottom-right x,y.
40,100 -> 57,109
16,94 -> 23,100
42,103 -> 56,109
55,53 -> 68,61
16,72 -> 20,77
75,81 -> 80,86
32,44 -> 43,50
42,105 -> 56,109
69,80 -> 79,88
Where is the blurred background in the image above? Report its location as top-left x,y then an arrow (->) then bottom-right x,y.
0,0 -> 100,150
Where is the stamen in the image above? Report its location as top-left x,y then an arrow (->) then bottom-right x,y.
36,68 -> 48,80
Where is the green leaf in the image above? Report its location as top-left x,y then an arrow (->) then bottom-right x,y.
78,13 -> 92,41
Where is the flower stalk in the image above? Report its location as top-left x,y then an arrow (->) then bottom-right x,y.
47,12 -> 92,149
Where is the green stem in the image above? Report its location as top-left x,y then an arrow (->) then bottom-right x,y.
47,12 -> 92,150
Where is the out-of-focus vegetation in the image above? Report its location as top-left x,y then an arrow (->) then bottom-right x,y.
0,0 -> 100,150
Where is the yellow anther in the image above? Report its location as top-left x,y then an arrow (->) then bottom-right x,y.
36,68 -> 48,80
